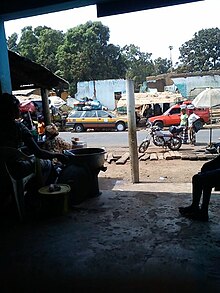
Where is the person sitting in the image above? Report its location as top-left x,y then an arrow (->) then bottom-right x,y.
143,104 -> 153,120
0,93 -> 68,194
42,123 -> 72,154
179,155 -> 220,221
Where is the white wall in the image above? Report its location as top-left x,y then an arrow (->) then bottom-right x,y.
172,75 -> 220,99
75,79 -> 126,110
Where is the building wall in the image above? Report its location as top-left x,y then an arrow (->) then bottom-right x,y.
172,75 -> 220,99
75,79 -> 126,110
147,79 -> 165,92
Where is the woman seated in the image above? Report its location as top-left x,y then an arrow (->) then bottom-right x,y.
42,123 -> 72,154
0,93 -> 68,194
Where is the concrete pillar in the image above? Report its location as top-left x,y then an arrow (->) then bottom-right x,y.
0,19 -> 12,94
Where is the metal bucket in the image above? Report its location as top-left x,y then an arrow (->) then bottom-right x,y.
64,148 -> 106,170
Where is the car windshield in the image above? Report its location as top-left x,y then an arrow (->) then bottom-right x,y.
84,110 -> 97,117
97,110 -> 115,118
163,106 -> 179,115
69,110 -> 83,118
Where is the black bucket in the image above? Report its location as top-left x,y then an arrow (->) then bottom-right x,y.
58,148 -> 106,205
64,148 -> 106,169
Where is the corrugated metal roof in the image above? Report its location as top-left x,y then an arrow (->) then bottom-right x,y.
9,50 -> 69,90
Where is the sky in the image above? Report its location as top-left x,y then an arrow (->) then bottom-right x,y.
4,0 -> 220,65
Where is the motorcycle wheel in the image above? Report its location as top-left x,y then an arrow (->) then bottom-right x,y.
168,137 -> 182,151
138,140 -> 150,153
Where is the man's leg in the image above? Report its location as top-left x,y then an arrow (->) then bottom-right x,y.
200,169 -> 220,214
192,173 -> 203,207
180,169 -> 220,221
186,183 -> 212,221
179,173 -> 202,215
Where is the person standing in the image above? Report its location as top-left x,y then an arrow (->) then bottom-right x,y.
37,115 -> 45,141
187,105 -> 200,145
179,105 -> 188,144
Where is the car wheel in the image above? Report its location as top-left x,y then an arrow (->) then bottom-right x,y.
116,122 -> 125,131
74,124 -> 84,132
154,121 -> 163,129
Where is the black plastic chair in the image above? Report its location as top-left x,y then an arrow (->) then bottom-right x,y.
0,147 -> 36,221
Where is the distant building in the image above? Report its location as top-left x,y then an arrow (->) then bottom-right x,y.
145,70 -> 220,99
75,79 -> 126,110
170,71 -> 220,99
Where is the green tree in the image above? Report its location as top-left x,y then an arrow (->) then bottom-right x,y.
56,21 -> 126,94
17,26 -> 38,61
178,28 -> 220,72
35,27 -> 64,73
153,57 -> 172,74
7,32 -> 19,52
122,44 -> 154,92
10,26 -> 64,74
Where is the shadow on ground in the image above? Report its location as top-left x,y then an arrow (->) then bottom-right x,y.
0,189 -> 220,292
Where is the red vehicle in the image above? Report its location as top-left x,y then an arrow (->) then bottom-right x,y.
148,102 -> 210,129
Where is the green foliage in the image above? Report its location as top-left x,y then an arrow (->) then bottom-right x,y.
121,44 -> 155,92
178,28 -> 220,72
16,25 -> 64,73
35,27 -> 64,73
17,26 -> 38,61
7,21 -> 220,95
7,33 -> 19,52
56,21 -> 126,93
154,57 -> 172,75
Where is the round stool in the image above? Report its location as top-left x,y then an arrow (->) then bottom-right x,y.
38,184 -> 71,215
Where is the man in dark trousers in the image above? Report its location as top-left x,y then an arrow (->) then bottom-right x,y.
179,155 -> 220,221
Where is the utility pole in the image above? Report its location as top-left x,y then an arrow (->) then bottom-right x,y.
126,79 -> 139,183
169,45 -> 173,72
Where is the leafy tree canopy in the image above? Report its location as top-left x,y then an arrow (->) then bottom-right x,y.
57,21 -> 126,93
7,32 -> 19,52
154,57 -> 172,75
178,28 -> 220,72
17,26 -> 38,61
122,44 -> 155,92
9,25 -> 64,74
7,21 -> 172,94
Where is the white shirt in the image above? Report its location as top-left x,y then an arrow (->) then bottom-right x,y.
188,113 -> 200,127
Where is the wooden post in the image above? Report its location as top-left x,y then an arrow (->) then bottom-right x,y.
126,79 -> 139,183
0,19 -> 12,94
41,88 -> 51,126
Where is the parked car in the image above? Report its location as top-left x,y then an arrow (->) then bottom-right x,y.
148,102 -> 210,128
65,109 -> 128,132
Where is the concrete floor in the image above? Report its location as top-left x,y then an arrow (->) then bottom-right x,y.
1,178 -> 220,293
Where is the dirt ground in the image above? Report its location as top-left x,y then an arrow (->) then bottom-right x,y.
100,145 -> 207,184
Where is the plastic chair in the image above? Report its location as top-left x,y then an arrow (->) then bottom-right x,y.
0,147 -> 36,221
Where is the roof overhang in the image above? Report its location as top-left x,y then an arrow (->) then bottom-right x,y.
0,0 -> 204,21
8,50 -> 69,90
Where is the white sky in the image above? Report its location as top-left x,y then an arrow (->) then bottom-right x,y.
4,0 -> 220,65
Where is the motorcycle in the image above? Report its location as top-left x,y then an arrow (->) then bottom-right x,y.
138,123 -> 182,153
